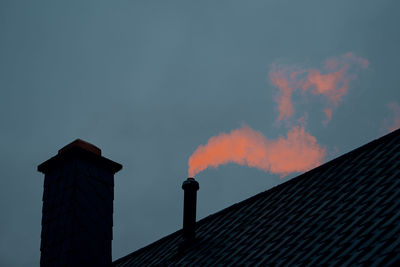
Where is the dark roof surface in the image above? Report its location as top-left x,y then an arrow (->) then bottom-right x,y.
114,129 -> 400,266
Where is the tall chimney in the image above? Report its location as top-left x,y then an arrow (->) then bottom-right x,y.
181,177 -> 199,242
37,139 -> 122,266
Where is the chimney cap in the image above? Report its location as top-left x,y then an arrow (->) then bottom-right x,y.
182,177 -> 199,191
58,138 -> 101,156
37,139 -> 122,174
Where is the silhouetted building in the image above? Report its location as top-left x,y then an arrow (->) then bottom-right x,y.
114,129 -> 400,266
38,129 -> 400,266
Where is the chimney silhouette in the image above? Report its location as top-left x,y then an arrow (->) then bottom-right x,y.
181,177 -> 199,242
37,139 -> 122,266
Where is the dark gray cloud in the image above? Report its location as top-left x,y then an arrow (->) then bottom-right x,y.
0,0 -> 399,265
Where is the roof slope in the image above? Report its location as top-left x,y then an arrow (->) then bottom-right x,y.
114,129 -> 400,266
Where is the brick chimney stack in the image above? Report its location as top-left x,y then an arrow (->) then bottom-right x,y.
37,139 -> 122,266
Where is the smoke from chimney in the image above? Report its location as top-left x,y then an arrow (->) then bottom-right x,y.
188,125 -> 325,177
270,52 -> 369,124
187,53 -> 368,177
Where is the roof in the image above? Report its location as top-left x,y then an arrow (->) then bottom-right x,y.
114,129 -> 400,266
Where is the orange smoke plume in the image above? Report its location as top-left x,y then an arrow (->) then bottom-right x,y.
301,68 -> 348,105
269,67 -> 295,121
323,108 -> 333,125
188,125 -> 325,177
270,53 -> 368,123
187,53 -> 367,178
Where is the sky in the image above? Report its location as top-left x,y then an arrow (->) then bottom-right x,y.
0,0 -> 399,265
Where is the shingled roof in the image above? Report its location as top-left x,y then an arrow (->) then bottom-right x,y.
114,129 -> 400,266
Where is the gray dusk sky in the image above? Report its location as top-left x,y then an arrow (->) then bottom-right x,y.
1,1 -> 399,265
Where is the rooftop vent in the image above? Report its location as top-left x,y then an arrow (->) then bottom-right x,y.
181,177 -> 199,243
